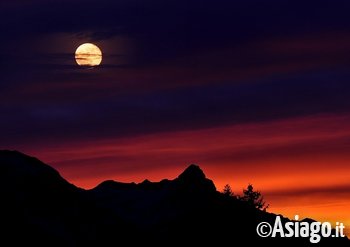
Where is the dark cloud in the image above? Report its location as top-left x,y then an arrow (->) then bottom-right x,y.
2,69 -> 350,146
2,0 -> 350,61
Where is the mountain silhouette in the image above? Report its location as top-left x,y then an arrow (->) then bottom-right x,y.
0,150 -> 348,246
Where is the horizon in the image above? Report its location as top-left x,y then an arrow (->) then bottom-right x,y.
1,0 -> 350,240
8,147 -> 350,237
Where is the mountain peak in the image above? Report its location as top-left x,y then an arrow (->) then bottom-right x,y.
0,150 -> 75,192
176,164 -> 216,193
0,150 -> 59,177
178,164 -> 206,181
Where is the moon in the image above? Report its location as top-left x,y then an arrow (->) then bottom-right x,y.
75,43 -> 102,67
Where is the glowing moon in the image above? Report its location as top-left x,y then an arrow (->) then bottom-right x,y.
75,43 -> 102,67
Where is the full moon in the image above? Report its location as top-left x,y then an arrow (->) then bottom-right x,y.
75,43 -> 102,67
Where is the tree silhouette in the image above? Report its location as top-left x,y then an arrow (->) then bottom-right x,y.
240,184 -> 268,210
222,184 -> 234,197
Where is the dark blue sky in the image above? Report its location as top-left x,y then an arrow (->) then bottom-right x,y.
1,0 -> 350,145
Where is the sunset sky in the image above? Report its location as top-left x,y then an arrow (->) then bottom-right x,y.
1,0 -> 350,235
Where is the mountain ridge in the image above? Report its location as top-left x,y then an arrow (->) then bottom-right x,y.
0,150 -> 348,246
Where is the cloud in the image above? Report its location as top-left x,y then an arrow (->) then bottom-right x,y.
2,0 -> 350,181
1,66 -> 350,148
268,184 -> 350,198
2,0 -> 350,64
11,113 -> 350,186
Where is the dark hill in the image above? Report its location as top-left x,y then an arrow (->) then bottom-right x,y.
0,150 -> 348,246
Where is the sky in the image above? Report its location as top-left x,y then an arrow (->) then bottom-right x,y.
1,0 -> 350,235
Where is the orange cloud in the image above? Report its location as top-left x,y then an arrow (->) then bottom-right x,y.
19,113 -> 350,236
